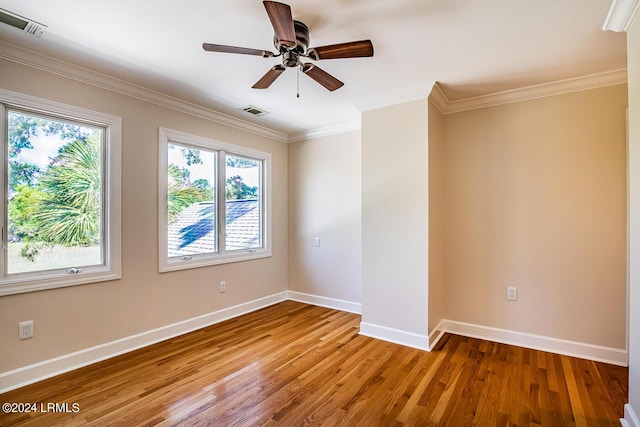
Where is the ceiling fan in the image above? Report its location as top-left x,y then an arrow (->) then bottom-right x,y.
202,1 -> 374,92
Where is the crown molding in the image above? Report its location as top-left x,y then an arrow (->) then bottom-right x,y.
353,82 -> 435,113
429,68 -> 628,115
0,41 -> 288,143
287,120 -> 361,143
428,83 -> 449,114
603,0 -> 640,32
290,67 -> 628,138
1,40 -> 628,140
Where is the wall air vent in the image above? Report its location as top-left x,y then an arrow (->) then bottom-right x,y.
240,105 -> 269,117
0,8 -> 47,37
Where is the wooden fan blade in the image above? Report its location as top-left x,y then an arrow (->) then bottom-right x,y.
307,40 -> 374,60
263,1 -> 296,49
301,63 -> 344,91
252,65 -> 286,89
203,43 -> 274,57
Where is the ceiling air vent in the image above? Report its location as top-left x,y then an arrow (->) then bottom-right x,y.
0,8 -> 47,37
240,105 -> 269,117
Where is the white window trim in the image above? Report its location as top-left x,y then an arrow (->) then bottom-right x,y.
158,127 -> 272,273
0,88 -> 122,296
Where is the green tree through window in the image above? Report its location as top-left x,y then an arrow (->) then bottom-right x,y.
6,111 -> 104,273
35,137 -> 101,246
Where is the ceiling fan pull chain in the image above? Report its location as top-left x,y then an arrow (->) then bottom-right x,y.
297,65 -> 300,98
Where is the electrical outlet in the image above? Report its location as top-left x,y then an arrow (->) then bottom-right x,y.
314,237 -> 320,247
19,320 -> 34,340
219,281 -> 226,293
507,287 -> 518,301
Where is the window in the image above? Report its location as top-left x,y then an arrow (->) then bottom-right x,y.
158,128 -> 271,272
0,89 -> 121,296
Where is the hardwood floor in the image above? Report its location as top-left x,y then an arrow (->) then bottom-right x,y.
0,301 -> 628,426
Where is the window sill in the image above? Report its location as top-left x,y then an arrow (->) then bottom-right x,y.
0,269 -> 121,296
159,249 -> 272,273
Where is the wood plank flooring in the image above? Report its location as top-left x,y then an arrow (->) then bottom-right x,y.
0,301 -> 628,426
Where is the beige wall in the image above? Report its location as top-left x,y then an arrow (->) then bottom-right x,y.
0,42 -> 630,391
0,58 -> 289,372
288,132 -> 362,303
626,12 -> 640,420
443,84 -> 628,349
361,99 -> 430,337
428,99 -> 445,334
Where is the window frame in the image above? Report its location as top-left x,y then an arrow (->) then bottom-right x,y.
0,88 -> 122,296
158,127 -> 272,273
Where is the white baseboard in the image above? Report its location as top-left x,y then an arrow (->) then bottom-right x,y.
1,293 -> 629,394
0,291 -> 288,394
428,320 -> 446,350
442,319 -> 628,367
354,316 -> 627,366
623,404 -> 640,427
359,322 -> 430,351
287,291 -> 361,314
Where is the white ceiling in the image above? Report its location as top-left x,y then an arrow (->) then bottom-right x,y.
0,0 -> 627,137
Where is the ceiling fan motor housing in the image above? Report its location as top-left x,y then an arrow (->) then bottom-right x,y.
274,20 -> 310,67
274,20 -> 309,54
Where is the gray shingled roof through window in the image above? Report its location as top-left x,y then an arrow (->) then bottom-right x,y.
167,199 -> 260,257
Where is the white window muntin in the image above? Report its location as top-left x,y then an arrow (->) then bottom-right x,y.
158,127 -> 271,273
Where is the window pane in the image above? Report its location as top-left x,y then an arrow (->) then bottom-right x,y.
6,111 -> 104,274
167,143 -> 217,258
225,155 -> 262,251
